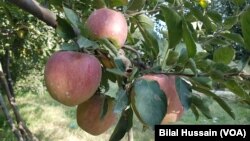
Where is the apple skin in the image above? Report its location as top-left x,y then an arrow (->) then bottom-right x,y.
141,74 -> 184,124
44,51 -> 102,106
86,8 -> 128,48
77,94 -> 116,136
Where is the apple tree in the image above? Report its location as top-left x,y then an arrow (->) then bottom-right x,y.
1,0 -> 250,140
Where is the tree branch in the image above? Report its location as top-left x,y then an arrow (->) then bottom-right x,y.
7,0 -> 57,28
149,71 -> 250,79
4,48 -> 15,97
0,65 -> 38,141
0,89 -> 23,141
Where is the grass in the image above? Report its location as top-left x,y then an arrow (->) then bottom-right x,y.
15,92 -> 154,141
1,91 -> 250,141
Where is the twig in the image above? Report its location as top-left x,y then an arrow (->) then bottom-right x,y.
122,45 -> 148,70
127,8 -> 160,17
149,71 -> 250,79
122,45 -> 142,62
0,90 -> 23,141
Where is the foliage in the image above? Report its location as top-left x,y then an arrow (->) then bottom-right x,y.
0,1 -> 58,82
1,0 -> 250,140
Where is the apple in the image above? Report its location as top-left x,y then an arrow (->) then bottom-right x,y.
141,74 -> 184,124
86,8 -> 128,48
77,94 -> 116,135
44,51 -> 102,106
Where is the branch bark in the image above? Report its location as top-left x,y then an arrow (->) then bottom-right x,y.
7,0 -> 57,28
4,48 -> 15,97
0,90 -> 23,141
0,66 -> 38,141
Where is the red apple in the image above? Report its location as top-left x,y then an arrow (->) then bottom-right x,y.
44,51 -> 102,106
77,94 -> 116,135
86,8 -> 128,48
141,74 -> 184,124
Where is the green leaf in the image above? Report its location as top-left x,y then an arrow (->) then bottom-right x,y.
188,58 -> 198,75
107,68 -> 126,77
127,0 -> 146,11
100,38 -> 118,57
114,88 -> 128,114
100,96 -> 109,119
104,79 -> 119,98
136,14 -> 154,29
49,0 -> 62,6
100,68 -> 117,92
191,77 -> 212,89
209,69 -> 224,81
158,39 -> 169,66
238,55 -> 250,71
191,104 -> 200,120
131,79 -> 167,128
189,6 -> 213,32
191,94 -> 212,119
223,16 -> 238,30
175,77 -> 192,110
240,6 -> 250,51
63,7 -> 81,28
114,58 -> 126,72
225,79 -> 249,99
182,20 -> 197,57
109,108 -> 133,141
100,69 -> 110,92
135,15 -> 159,56
212,62 -> 232,72
92,0 -> 106,8
166,50 -> 179,65
220,33 -> 245,45
193,86 -> 235,119
207,11 -> 222,24
176,44 -> 189,65
213,46 -> 235,65
207,38 -> 228,46
232,0 -> 246,6
106,0 -> 128,7
77,36 -> 97,49
161,6 -> 182,48
56,17 -> 76,40
60,42 -> 79,51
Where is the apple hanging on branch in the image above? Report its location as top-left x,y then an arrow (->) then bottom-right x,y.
141,74 -> 184,124
77,94 -> 117,135
86,8 -> 128,48
44,51 -> 102,106
131,74 -> 185,129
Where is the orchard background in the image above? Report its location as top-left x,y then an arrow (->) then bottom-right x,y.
0,0 -> 250,141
